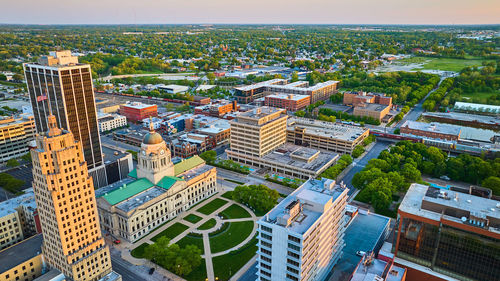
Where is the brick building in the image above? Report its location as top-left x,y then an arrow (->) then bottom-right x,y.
119,102 -> 157,123
400,121 -> 461,141
264,93 -> 310,111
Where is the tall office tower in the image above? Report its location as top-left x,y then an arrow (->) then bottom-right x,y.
257,178 -> 348,281
24,51 -> 107,187
30,115 -> 120,281
228,106 -> 287,158
394,184 -> 500,281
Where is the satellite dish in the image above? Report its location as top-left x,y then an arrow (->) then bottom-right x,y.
461,217 -> 467,222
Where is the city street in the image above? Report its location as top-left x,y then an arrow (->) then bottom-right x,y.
339,140 -> 392,199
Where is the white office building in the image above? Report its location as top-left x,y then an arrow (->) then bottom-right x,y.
98,113 -> 127,132
257,178 -> 348,281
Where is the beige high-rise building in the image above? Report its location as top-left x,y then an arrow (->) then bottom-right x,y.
30,115 -> 120,281
229,106 -> 287,157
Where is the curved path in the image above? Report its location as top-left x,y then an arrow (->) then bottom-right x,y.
122,189 -> 260,281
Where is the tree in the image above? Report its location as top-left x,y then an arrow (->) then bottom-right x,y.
199,150 -> 217,163
232,184 -> 279,213
401,163 -> 421,182
295,110 -> 306,117
12,74 -> 23,81
481,176 -> 500,196
144,237 -> 201,276
290,71 -> 299,82
6,158 -> 19,168
206,72 -> 216,82
0,74 -> 6,81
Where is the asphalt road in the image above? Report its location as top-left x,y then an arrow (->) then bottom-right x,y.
394,76 -> 446,130
111,259 -> 146,281
339,140 -> 392,198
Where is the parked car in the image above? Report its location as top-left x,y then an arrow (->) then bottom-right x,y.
113,239 -> 121,244
149,268 -> 155,275
356,251 -> 366,257
440,175 -> 451,181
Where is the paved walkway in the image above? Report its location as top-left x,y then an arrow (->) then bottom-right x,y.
116,188 -> 260,281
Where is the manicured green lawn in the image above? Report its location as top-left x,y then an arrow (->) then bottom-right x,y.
209,221 -> 254,253
184,214 -> 203,224
198,219 -> 217,230
184,259 -> 207,281
197,198 -> 228,215
176,234 -> 205,254
219,204 -> 251,219
151,222 -> 189,242
212,236 -> 258,281
221,191 -> 234,200
130,243 -> 150,258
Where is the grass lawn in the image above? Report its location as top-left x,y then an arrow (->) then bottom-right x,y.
221,191 -> 233,200
176,234 -> 205,254
458,92 -> 498,104
184,214 -> 203,224
151,222 -> 189,242
209,221 -> 254,253
197,198 -> 228,215
130,243 -> 150,258
212,236 -> 258,281
197,219 -> 217,230
405,56 -> 491,72
219,204 -> 251,219
184,259 -> 207,281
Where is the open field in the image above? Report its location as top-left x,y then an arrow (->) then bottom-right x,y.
197,198 -> 228,215
397,56 -> 491,72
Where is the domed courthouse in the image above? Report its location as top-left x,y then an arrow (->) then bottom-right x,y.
96,124 -> 217,242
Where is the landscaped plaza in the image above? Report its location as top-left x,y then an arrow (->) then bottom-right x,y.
121,189 -> 259,281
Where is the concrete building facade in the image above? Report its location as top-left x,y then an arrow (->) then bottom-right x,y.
286,118 -> 369,155
400,121 -> 461,142
0,234 -> 45,281
96,125 -> 217,242
257,178 -> 348,281
98,113 -> 127,133
0,114 -> 36,162
235,79 -> 339,104
30,115 -> 119,281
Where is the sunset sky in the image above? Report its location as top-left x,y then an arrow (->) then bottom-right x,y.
2,0 -> 499,25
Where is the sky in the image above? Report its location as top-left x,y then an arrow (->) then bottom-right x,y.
1,0 -> 499,25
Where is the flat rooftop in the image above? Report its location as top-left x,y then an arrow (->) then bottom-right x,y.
327,210 -> 391,281
122,102 -> 157,110
422,112 -> 500,126
0,188 -> 36,217
235,79 -> 339,92
116,186 -> 167,212
399,184 -> 500,233
236,106 -> 285,121
356,103 -> 390,112
401,121 -> 461,136
261,178 -> 346,235
102,145 -> 129,163
265,93 -> 310,101
351,257 -> 405,281
0,234 -> 43,274
288,117 -> 368,142
260,143 -> 338,172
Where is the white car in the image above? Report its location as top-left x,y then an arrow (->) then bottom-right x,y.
356,251 -> 366,257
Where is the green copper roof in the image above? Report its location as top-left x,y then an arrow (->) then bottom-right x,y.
102,178 -> 154,206
157,176 -> 183,190
128,169 -> 137,179
174,155 -> 205,176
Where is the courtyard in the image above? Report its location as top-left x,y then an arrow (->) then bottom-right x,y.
124,190 -> 259,281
